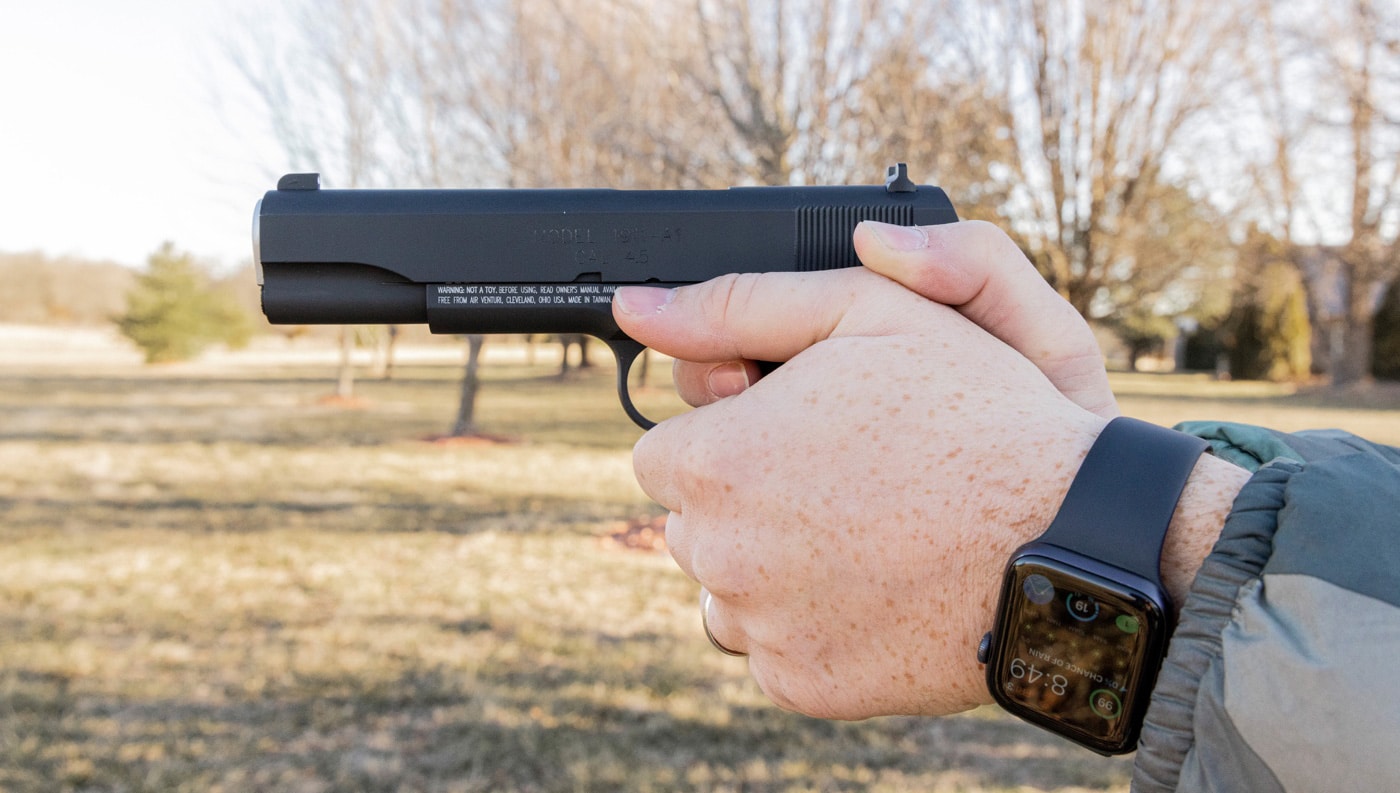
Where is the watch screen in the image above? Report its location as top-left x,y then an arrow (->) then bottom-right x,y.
989,557 -> 1167,751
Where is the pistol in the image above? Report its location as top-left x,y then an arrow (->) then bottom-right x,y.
254,164 -> 959,428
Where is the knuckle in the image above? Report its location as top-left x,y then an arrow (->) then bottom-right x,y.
687,442 -> 737,513
958,218 -> 1012,251
699,272 -> 763,347
630,430 -> 671,504
749,658 -> 841,717
689,541 -> 750,599
645,420 -> 731,511
748,661 -> 799,712
952,219 -> 1027,274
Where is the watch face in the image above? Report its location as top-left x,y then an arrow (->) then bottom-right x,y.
987,556 -> 1168,754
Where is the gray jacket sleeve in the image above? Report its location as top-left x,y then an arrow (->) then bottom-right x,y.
1132,422 -> 1400,792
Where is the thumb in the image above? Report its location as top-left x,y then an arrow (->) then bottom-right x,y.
854,220 -> 1119,418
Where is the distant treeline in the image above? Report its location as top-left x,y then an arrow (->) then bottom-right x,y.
0,252 -> 135,325
0,250 -> 264,328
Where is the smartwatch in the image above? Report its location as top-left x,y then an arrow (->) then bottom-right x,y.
976,417 -> 1208,755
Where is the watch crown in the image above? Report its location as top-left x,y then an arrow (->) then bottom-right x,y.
976,632 -> 992,664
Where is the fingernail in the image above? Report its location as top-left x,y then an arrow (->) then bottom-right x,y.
614,286 -> 675,316
865,221 -> 929,252
707,362 -> 751,398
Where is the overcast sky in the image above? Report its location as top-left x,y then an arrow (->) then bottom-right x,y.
0,0 -> 290,270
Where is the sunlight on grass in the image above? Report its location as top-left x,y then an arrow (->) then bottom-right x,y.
1108,372 -> 1400,444
5,353 -> 1396,791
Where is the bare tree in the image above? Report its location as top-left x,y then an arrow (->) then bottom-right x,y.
228,0 -> 402,400
380,0 -> 518,435
249,0 -> 1247,424
1237,0 -> 1400,385
383,0 -> 664,434
934,0 -> 1247,320
1305,0 -> 1400,384
640,0 -> 940,187
853,18 -> 1019,221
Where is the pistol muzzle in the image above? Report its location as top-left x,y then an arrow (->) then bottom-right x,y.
252,198 -> 264,286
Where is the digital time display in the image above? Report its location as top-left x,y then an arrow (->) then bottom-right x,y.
987,557 -> 1168,753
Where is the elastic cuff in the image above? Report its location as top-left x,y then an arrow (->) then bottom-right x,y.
1132,462 -> 1299,792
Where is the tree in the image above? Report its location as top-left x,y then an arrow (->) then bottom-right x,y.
116,243 -> 252,363
1317,0 -> 1400,384
939,0 -> 1249,321
1236,0 -> 1400,385
656,0 -> 952,188
381,0 -> 580,435
1110,312 -> 1178,372
450,335 -> 488,437
0,252 -> 133,325
854,50 -> 1019,223
1223,231 -> 1313,381
229,0 -> 401,401
1102,181 -> 1238,366
236,0 -> 1302,425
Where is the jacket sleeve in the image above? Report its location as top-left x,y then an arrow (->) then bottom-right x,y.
1132,422 -> 1400,793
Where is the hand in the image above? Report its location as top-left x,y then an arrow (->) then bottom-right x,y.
668,220 -> 1119,418
614,266 -> 1107,720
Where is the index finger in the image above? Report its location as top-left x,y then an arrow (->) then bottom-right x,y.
612,268 -> 898,364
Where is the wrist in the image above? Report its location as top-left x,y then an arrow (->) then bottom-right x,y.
1160,453 -> 1252,607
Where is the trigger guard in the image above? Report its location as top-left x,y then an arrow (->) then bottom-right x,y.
610,341 -> 657,430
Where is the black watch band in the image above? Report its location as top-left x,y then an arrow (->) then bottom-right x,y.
1038,417 -> 1208,584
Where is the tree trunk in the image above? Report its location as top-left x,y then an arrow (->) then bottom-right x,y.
558,334 -> 593,377
578,336 -> 593,368
382,325 -> 399,381
451,335 -> 487,436
636,348 -> 652,388
1334,316 -> 1375,387
336,327 -> 355,399
1332,271 -> 1378,386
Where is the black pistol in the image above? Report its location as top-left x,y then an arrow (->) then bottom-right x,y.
254,164 -> 959,428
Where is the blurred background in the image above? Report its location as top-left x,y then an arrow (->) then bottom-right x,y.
1,0 -> 1398,791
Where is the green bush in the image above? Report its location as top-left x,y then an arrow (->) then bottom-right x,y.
116,243 -> 253,363
1222,231 -> 1312,382
1225,260 -> 1312,381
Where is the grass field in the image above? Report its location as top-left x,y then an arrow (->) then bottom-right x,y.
1,343 -> 1396,793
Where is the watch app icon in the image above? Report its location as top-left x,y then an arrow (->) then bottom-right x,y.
1023,574 -> 1055,605
1066,593 -> 1100,622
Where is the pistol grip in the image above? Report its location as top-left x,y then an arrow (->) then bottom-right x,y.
609,339 -> 657,430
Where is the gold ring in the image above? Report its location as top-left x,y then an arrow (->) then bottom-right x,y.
701,590 -> 747,657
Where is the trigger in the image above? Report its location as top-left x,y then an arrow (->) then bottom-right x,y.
609,340 -> 657,430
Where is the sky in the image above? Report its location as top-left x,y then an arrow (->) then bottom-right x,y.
1,1 -> 290,271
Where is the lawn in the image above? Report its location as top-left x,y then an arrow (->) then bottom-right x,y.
0,343 -> 1395,792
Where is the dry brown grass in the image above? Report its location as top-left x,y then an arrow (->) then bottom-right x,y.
1110,372 -> 1400,444
2,348 -> 1394,792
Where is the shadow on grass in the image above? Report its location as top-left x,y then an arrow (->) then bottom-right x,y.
0,637 -> 1130,793
0,367 -> 666,449
0,495 -> 633,537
